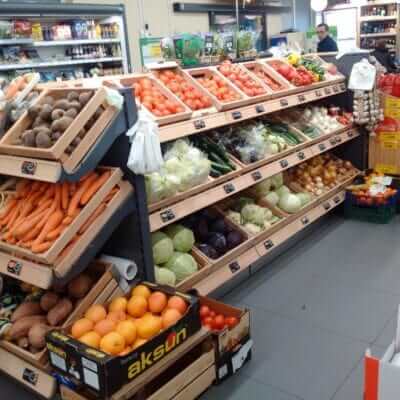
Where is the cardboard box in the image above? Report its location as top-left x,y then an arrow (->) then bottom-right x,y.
46,282 -> 201,398
199,296 -> 252,382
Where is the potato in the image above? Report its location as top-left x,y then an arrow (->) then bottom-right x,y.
68,100 -> 81,112
40,292 -> 59,312
22,130 -> 36,147
51,108 -> 65,121
51,131 -> 62,141
11,302 -> 42,322
28,323 -> 51,349
40,104 -> 53,121
79,92 -> 93,107
28,105 -> 41,119
65,108 -> 78,119
67,274 -> 92,299
36,130 -> 52,148
9,315 -> 47,340
42,96 -> 55,106
51,116 -> 73,133
32,116 -> 45,128
54,99 -> 70,110
47,298 -> 73,326
67,91 -> 79,102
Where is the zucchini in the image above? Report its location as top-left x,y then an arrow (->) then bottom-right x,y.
211,161 -> 233,174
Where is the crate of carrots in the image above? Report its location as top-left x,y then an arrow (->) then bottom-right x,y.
345,172 -> 398,223
0,168 -> 125,264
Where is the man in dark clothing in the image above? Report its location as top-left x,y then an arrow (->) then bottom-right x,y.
316,23 -> 338,53
372,39 -> 396,72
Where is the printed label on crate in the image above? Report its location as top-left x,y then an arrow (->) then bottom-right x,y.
376,163 -> 399,175
377,131 -> 400,149
384,96 -> 400,119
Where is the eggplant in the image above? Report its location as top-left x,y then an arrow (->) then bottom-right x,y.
197,243 -> 219,259
210,218 -> 228,234
207,232 -> 227,255
226,230 -> 243,250
194,218 -> 209,242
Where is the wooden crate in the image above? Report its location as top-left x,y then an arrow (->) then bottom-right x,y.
0,260 -> 115,368
186,67 -> 250,111
0,167 -> 122,264
0,87 -> 119,163
119,74 -> 192,125
369,134 -> 400,175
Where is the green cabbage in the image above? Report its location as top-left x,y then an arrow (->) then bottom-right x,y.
279,193 -> 302,213
262,191 -> 279,206
165,252 -> 198,282
164,224 -> 195,252
155,266 -> 176,286
270,173 -> 283,190
227,210 -> 241,225
276,185 -> 291,198
241,204 -> 268,227
297,192 -> 312,206
244,223 -> 262,235
152,232 -> 174,264
254,178 -> 271,198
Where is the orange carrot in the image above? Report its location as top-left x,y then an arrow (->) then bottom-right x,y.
46,225 -> 65,241
31,181 -> 42,192
5,202 -> 21,230
104,187 -> 119,204
67,173 -> 98,217
29,190 -> 43,207
31,241 -> 53,254
7,236 -> 17,245
79,172 -> 96,183
15,180 -> 29,198
20,222 -> 43,242
34,209 -> 64,245
78,203 -> 107,235
0,198 -> 17,220
61,182 -> 69,210
69,182 -> 77,195
19,240 -> 32,249
13,209 -> 48,239
80,171 -> 111,205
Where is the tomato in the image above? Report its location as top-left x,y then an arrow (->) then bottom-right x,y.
142,101 -> 153,111
140,78 -> 152,90
212,315 -> 226,330
365,197 -> 373,206
200,305 -> 210,318
209,310 -> 216,318
203,323 -> 212,331
225,316 -> 239,329
202,316 -> 213,326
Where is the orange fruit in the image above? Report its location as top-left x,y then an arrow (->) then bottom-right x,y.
119,346 -> 132,356
167,296 -> 188,315
132,338 -> 147,350
162,308 -> 182,329
148,291 -> 167,314
109,297 -> 128,313
71,318 -> 94,339
85,304 -> 107,323
127,296 -> 148,318
94,319 -> 116,337
131,285 -> 151,299
116,320 -> 137,345
107,310 -> 127,323
137,314 -> 162,339
79,331 -> 101,349
100,332 -> 126,355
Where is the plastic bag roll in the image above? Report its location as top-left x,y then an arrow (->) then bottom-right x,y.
100,255 -> 137,281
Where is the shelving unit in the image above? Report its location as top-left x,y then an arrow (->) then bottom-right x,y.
0,3 -> 130,80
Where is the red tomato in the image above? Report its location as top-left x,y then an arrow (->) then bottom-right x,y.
202,316 -> 213,326
209,310 -> 216,318
200,305 -> 210,318
225,316 -> 239,329
203,323 -> 212,330
212,315 -> 226,331
140,78 -> 152,90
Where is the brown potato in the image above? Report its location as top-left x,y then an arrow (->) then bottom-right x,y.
36,130 -> 52,148
51,116 -> 73,133
28,323 -> 52,349
9,315 -> 47,340
65,108 -> 78,119
47,298 -> 73,326
54,99 -> 70,111
42,96 -> 55,106
22,130 -> 36,147
40,104 -> 53,121
40,292 -> 60,312
67,91 -> 79,102
51,108 -> 65,121
79,92 -> 93,107
28,105 -> 41,119
11,302 -> 42,322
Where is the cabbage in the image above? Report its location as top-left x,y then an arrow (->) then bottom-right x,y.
264,208 -> 273,221
227,210 -> 241,225
145,173 -> 179,204
165,252 -> 198,282
164,224 -> 195,252
241,204 -> 268,227
297,192 -> 312,206
155,266 -> 176,286
270,173 -> 283,190
279,193 -> 302,213
262,191 -> 279,206
276,185 -> 290,198
244,223 -> 262,235
254,178 -> 271,198
152,232 -> 174,264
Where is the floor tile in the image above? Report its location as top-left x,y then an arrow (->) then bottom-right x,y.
0,374 -> 34,400
374,310 -> 398,348
240,307 -> 365,400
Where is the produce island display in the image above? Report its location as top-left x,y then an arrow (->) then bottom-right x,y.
0,55 -> 364,399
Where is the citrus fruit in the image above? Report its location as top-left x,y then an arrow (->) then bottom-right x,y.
94,319 -> 116,337
79,331 -> 101,349
109,297 -> 128,313
148,291 -> 167,314
71,318 -> 94,339
131,285 -> 151,299
167,296 -> 188,315
100,332 -> 126,355
116,320 -> 137,345
127,296 -> 148,318
85,304 -> 107,323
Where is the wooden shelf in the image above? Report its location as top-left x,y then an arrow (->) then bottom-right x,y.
158,81 -> 347,143
149,127 -> 360,232
193,187 -> 348,295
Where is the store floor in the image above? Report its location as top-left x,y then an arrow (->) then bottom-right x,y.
1,215 -> 400,399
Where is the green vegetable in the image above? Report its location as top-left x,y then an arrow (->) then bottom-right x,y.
164,224 -> 195,253
241,204 -> 269,227
254,178 -> 272,198
227,210 -> 241,225
244,223 -> 262,235
155,266 -> 176,286
152,232 -> 174,265
279,193 -> 302,213
263,191 -> 279,206
276,185 -> 291,198
232,197 -> 255,212
297,192 -> 312,206
165,252 -> 198,282
270,173 -> 283,190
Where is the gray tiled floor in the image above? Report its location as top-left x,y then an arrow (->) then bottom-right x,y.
1,216 -> 400,399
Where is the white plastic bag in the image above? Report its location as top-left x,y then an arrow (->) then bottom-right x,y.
127,109 -> 163,175
349,58 -> 376,91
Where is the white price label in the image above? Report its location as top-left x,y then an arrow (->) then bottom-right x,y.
372,176 -> 393,186
369,183 -> 386,196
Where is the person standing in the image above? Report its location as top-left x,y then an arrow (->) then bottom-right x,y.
316,23 -> 338,53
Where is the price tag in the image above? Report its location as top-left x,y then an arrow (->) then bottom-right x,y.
333,86 -> 339,93
324,87 -> 332,95
297,151 -> 305,160
298,94 -> 306,102
315,90 -> 322,97
255,105 -> 265,114
193,119 -> 206,130
335,136 -> 342,143
323,202 -> 331,210
23,368 -> 38,386
160,209 -> 175,223
7,260 -> 22,276
280,98 -> 289,107
280,159 -> 289,169
251,171 -> 262,181
347,130 -> 354,138
232,111 -> 242,120
329,138 -> 336,146
21,161 -> 37,175
264,239 -> 274,250
301,216 -> 309,225
223,183 -> 235,194
340,84 -> 346,91
318,143 -> 326,152
333,196 -> 341,204
229,261 -> 240,274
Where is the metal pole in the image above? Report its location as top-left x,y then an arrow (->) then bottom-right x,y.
236,0 -> 239,29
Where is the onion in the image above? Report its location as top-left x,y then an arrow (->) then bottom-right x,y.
344,161 -> 352,169
315,176 -> 322,183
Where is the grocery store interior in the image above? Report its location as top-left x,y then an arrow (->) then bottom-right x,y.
1,1 -> 400,400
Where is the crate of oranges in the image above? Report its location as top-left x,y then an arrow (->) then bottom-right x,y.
46,282 -> 201,398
